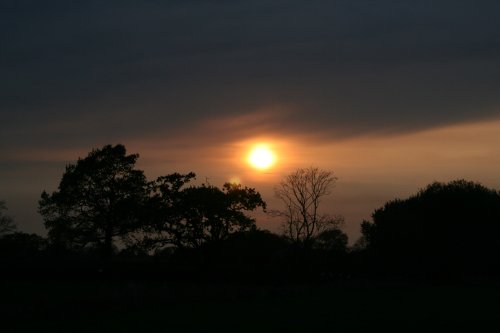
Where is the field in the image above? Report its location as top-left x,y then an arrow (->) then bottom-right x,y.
2,279 -> 500,332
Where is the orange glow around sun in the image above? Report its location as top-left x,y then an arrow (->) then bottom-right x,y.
248,144 -> 276,170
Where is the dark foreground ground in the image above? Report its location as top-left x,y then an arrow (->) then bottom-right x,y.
2,278 -> 500,332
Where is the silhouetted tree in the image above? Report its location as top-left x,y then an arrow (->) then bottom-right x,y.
142,174 -> 267,250
273,167 -> 343,246
0,232 -> 46,258
313,228 -> 348,254
137,172 -> 196,251
39,144 -> 149,258
184,229 -> 290,281
361,179 -> 500,278
0,200 -> 16,236
350,233 -> 369,252
177,182 -> 266,246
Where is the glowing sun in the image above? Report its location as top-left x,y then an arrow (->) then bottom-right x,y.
248,145 -> 275,170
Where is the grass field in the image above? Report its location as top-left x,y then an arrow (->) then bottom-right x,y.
2,279 -> 500,332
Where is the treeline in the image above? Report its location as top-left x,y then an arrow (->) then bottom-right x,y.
2,144 -> 500,283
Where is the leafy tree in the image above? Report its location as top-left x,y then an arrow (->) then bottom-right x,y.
183,230 -> 290,281
0,232 -> 46,258
132,172 -> 196,251
178,182 -> 266,247
273,167 -> 343,245
313,228 -> 348,254
361,179 -> 500,277
0,200 -> 16,236
143,174 -> 267,250
39,144 -> 149,257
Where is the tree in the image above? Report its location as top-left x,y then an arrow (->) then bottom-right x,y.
0,232 -> 46,258
39,144 -> 149,257
274,167 -> 343,245
143,174 -> 267,250
135,172 -> 196,251
0,200 -> 16,236
313,228 -> 348,254
178,182 -> 266,247
360,179 -> 500,277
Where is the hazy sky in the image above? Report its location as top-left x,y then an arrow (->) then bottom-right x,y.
2,1 -> 500,240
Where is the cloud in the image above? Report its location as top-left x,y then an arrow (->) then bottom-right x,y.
2,0 -> 500,155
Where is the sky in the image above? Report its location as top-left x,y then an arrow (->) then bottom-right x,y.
2,0 -> 500,241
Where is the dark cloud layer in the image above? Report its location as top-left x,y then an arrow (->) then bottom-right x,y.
2,0 -> 500,152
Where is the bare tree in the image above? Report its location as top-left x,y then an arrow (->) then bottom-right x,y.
0,200 -> 16,236
273,167 -> 343,245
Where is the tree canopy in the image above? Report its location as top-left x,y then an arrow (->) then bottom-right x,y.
361,179 -> 500,276
39,144 -> 149,257
0,200 -> 16,236
28,144 -> 500,281
142,174 -> 267,250
37,143 -> 269,259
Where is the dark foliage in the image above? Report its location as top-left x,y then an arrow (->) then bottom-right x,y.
16,145 -> 500,285
142,175 -> 267,250
0,232 -> 48,275
361,179 -> 500,279
39,144 -> 150,258
313,228 -> 348,254
0,200 -> 16,235
0,232 -> 46,258
164,230 -> 290,282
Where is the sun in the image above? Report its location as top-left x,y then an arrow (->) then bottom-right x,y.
248,145 -> 275,170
